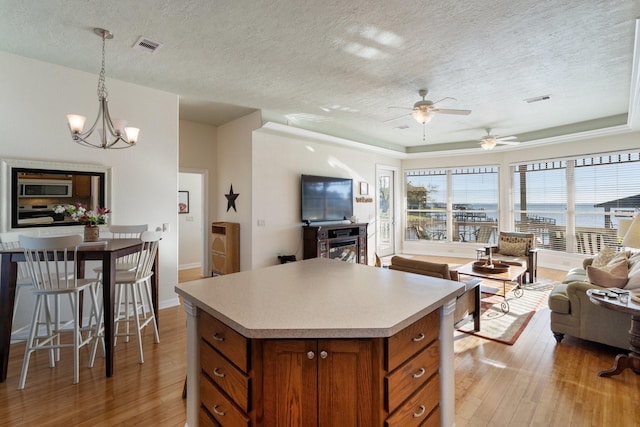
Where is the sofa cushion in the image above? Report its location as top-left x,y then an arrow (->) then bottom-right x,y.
591,246 -> 618,267
586,260 -> 628,288
548,283 -> 570,314
563,268 -> 586,283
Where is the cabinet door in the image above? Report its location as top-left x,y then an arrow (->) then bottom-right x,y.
317,339 -> 380,427
73,175 -> 91,198
262,340 -> 318,426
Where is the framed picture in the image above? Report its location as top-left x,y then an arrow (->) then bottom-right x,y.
178,191 -> 189,214
359,182 -> 369,195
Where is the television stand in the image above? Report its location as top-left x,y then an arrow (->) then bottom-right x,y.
303,223 -> 368,264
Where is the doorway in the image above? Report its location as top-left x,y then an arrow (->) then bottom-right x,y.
376,165 -> 397,258
178,169 -> 208,278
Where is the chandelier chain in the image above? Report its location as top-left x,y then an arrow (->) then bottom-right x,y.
97,32 -> 108,100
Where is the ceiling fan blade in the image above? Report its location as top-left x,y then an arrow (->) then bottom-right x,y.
434,108 -> 472,115
496,136 -> 517,141
388,106 -> 413,110
496,140 -> 520,145
383,113 -> 411,123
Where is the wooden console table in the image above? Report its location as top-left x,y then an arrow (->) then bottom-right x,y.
176,258 -> 464,426
587,289 -> 640,377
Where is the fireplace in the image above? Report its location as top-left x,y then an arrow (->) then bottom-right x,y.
303,223 -> 368,264
329,239 -> 358,263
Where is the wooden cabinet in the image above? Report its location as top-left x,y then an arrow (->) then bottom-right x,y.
198,308 -> 441,426
303,223 -> 368,264
210,222 -> 240,276
73,175 -> 92,198
261,338 -> 381,426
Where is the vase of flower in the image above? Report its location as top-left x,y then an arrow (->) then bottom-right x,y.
54,203 -> 111,242
84,225 -> 100,242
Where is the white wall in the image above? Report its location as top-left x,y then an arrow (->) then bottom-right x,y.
216,112 -> 262,271
0,52 -> 180,333
251,126 -> 402,269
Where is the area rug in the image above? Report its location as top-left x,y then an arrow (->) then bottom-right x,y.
457,279 -> 555,345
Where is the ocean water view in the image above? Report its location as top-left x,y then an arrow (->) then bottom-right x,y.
460,203 -> 635,228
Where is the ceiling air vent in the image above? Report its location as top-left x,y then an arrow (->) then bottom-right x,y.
524,94 -> 551,103
133,36 -> 163,53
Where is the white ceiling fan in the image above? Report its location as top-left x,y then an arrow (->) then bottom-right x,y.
386,89 -> 472,141
479,129 -> 519,150
386,89 -> 472,125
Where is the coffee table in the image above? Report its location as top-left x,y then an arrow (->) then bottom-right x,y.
587,289 -> 640,377
456,261 -> 527,313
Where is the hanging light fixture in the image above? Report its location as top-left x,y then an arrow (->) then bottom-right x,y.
67,28 -> 139,149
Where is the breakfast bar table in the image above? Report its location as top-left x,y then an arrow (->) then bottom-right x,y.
0,238 -> 158,382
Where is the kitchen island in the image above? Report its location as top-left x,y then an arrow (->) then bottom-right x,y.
175,257 -> 464,427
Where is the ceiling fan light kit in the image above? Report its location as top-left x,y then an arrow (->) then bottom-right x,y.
388,89 -> 472,135
478,129 -> 518,150
412,108 -> 434,124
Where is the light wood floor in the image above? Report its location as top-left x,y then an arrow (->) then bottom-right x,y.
1,261 -> 638,426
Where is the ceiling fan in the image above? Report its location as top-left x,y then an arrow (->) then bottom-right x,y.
386,89 -> 472,125
479,129 -> 519,150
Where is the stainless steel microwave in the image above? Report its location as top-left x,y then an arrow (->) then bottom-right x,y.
18,178 -> 73,198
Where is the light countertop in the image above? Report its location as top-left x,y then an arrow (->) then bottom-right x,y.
175,257 -> 465,339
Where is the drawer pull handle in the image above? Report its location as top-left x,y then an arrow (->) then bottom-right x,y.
413,405 -> 426,418
213,405 -> 226,416
212,333 -> 224,342
213,368 -> 226,378
412,367 -> 426,379
412,333 -> 425,342
320,351 -> 328,359
307,351 -> 315,359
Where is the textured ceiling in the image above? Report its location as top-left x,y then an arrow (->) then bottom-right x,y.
1,0 -> 639,153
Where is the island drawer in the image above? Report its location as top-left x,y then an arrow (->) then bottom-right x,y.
200,373 -> 250,427
199,407 -> 222,427
386,309 -> 439,372
385,339 -> 440,413
200,310 -> 248,372
385,373 -> 440,427
200,340 -> 250,411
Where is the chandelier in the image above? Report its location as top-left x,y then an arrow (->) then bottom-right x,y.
67,28 -> 139,149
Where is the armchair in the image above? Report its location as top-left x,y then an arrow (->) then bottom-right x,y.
484,231 -> 538,283
389,256 -> 481,331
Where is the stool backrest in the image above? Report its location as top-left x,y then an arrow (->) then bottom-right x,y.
19,234 -> 83,291
133,231 -> 162,280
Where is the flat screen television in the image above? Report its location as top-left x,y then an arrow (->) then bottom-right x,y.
301,174 -> 353,224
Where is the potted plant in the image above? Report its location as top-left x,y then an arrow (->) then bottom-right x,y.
54,203 -> 111,241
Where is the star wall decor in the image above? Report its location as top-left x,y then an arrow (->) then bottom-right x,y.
225,184 -> 239,212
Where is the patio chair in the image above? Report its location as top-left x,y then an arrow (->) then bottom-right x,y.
483,231 -> 538,283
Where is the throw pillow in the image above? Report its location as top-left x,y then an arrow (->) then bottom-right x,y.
624,258 -> 640,290
628,251 -> 640,268
586,260 -> 628,288
591,246 -> 617,267
498,240 -> 527,257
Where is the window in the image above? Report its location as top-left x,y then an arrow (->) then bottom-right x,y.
405,167 -> 499,244
513,152 -> 640,254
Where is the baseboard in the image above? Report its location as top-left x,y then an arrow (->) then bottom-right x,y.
179,263 -> 201,270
